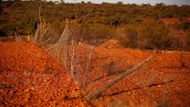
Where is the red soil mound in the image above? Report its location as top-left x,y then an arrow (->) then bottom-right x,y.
0,42 -> 83,106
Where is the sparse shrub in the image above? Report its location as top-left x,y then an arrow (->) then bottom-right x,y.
137,19 -> 171,50
178,22 -> 190,30
15,20 -> 36,35
170,22 -> 190,31
79,23 -> 116,42
0,24 -> 16,36
116,25 -> 138,48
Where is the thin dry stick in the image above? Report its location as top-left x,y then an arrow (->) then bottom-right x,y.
32,5 -> 50,46
85,51 -> 157,101
73,54 -> 87,98
39,6 -> 42,26
33,6 -> 42,44
56,28 -> 65,60
84,45 -> 95,85
38,24 -> 50,45
41,24 -> 50,36
33,6 -> 41,43
14,32 -> 22,42
38,6 -> 42,39
70,39 -> 75,78
56,19 -> 70,71
62,37 -> 69,71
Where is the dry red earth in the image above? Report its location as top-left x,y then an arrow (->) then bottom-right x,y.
160,18 -> 180,25
88,47 -> 190,107
0,42 -> 83,106
0,42 -> 190,107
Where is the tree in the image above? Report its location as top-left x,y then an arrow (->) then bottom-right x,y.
117,1 -> 123,5
60,0 -> 64,3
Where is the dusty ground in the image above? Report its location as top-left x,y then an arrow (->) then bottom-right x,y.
88,47 -> 190,107
75,40 -> 190,107
0,42 -> 83,106
0,42 -> 190,107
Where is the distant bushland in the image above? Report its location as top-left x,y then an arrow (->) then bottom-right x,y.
0,1 -> 190,50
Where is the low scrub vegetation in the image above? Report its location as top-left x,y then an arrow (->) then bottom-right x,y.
0,1 -> 190,51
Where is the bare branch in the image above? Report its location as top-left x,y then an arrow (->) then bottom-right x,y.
84,45 -> 95,85
55,19 -> 70,71
14,32 -> 22,42
32,6 -> 50,46
70,39 -> 75,78
85,51 -> 157,101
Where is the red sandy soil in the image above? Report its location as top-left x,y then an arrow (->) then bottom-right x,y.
0,42 -> 190,107
160,18 -> 180,25
75,41 -> 190,107
87,47 -> 190,107
0,42 -> 84,106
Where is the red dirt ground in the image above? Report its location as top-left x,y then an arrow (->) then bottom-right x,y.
0,42 -> 190,107
75,42 -> 190,107
88,47 -> 190,107
0,42 -> 84,106
160,18 -> 180,25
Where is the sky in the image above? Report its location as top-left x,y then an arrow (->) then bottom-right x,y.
60,0 -> 190,5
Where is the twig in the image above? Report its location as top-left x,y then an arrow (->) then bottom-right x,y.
70,39 -> 75,78
84,45 -> 95,85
